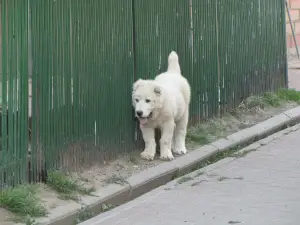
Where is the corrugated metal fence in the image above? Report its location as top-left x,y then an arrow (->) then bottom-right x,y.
0,0 -> 287,187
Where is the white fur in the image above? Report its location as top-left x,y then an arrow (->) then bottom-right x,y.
132,51 -> 191,161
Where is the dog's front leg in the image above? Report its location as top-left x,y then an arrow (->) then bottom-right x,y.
140,126 -> 156,160
159,121 -> 175,161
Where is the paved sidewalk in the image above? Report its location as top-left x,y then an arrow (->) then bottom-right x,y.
81,127 -> 300,225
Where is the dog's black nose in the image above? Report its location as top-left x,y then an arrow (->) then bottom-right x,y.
136,111 -> 143,117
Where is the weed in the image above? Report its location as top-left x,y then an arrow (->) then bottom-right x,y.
218,176 -> 230,181
263,92 -> 281,107
58,192 -> 79,201
194,171 -> 205,177
103,174 -> 128,186
46,171 -> 95,200
101,203 -> 114,212
177,176 -> 193,184
0,184 -> 47,217
218,176 -> 244,182
186,117 -> 229,145
190,180 -> 208,187
79,177 -> 90,183
77,186 -> 96,195
228,221 -> 241,224
277,88 -> 300,103
74,206 -> 94,224
10,215 -> 40,225
237,95 -> 265,112
231,149 -> 257,158
47,171 -> 78,193
128,155 -> 139,164
23,216 -> 39,225
207,147 -> 238,164
186,131 -> 210,145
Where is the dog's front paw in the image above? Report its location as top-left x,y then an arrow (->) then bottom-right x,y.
173,147 -> 187,155
159,150 -> 174,161
140,150 -> 155,161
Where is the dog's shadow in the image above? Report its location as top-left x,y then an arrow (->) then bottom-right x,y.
155,128 -> 161,153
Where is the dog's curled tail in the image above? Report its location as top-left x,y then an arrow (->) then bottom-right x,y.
167,51 -> 181,74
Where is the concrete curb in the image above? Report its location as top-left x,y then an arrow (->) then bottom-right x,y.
32,106 -> 300,225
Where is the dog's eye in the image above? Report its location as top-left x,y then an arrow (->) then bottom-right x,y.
135,99 -> 139,103
145,99 -> 151,103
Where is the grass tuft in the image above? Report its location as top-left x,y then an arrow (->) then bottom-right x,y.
46,171 -> 95,200
177,176 -> 193,184
186,117 -> 230,145
277,88 -> 300,103
10,215 -> 40,225
231,149 -> 257,158
263,92 -> 281,107
102,174 -> 128,186
187,89 -> 300,146
74,206 -> 94,224
0,184 -> 47,217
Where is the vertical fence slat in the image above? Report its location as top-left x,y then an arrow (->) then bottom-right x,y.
0,0 -> 28,187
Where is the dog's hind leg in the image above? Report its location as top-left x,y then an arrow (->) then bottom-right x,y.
140,126 -> 156,161
173,110 -> 188,155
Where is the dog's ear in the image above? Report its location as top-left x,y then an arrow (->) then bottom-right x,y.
154,86 -> 161,96
133,79 -> 144,92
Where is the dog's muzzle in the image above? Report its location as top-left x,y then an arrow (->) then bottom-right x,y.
136,111 -> 153,126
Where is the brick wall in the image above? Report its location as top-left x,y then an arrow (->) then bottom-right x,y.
286,0 -> 300,48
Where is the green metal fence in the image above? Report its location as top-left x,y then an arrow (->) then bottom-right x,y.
0,0 -> 29,187
0,0 -> 287,186
217,0 -> 287,114
29,0 -> 135,179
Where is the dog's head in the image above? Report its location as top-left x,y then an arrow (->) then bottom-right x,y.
132,79 -> 163,126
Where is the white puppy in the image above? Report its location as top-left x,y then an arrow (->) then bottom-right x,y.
132,51 -> 191,160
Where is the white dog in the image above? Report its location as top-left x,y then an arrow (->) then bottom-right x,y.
132,51 -> 191,161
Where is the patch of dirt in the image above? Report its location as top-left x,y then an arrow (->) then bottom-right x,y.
0,208 -> 17,225
241,102 -> 297,124
38,184 -> 71,210
228,102 -> 297,133
70,151 -> 162,190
